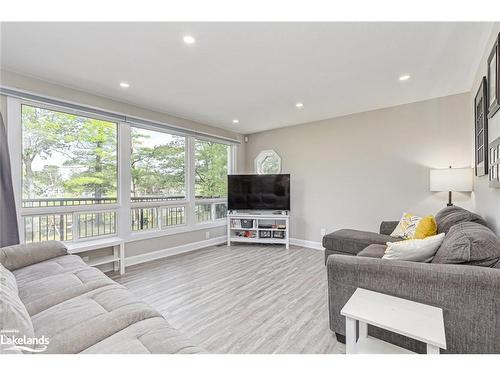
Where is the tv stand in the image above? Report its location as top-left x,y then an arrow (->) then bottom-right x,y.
227,211 -> 290,249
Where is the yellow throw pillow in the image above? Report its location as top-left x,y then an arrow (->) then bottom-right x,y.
390,213 -> 437,239
413,216 -> 437,239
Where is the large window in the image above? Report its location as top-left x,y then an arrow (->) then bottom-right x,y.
20,105 -> 118,243
130,127 -> 187,232
195,139 -> 229,199
11,99 -> 234,243
21,105 -> 117,207
131,127 -> 185,202
194,139 -> 230,223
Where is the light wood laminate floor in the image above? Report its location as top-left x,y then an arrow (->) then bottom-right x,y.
111,244 -> 344,354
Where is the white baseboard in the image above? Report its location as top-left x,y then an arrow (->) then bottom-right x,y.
98,235 -> 320,273
125,235 -> 227,267
290,238 -> 324,250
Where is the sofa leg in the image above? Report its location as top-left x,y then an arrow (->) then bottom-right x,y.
335,332 -> 346,344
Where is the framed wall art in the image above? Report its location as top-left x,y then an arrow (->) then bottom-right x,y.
489,136 -> 500,188
487,32 -> 500,118
255,149 -> 282,174
475,77 -> 489,176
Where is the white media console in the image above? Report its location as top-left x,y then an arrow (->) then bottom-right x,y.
227,211 -> 290,249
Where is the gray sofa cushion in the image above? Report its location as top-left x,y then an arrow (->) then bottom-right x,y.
1,241 -> 68,271
379,221 -> 400,236
435,206 -> 488,234
18,266 -> 116,316
12,255 -> 88,287
323,229 -> 400,255
0,263 -> 35,353
81,317 -> 205,354
324,249 -> 354,264
357,244 -> 386,258
31,284 -> 162,354
432,222 -> 500,268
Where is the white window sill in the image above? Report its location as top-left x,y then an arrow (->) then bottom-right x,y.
125,220 -> 227,243
66,236 -> 123,254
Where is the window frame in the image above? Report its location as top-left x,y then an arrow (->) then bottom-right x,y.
193,137 -> 233,223
129,123 -> 188,203
10,98 -> 121,243
6,97 -> 234,245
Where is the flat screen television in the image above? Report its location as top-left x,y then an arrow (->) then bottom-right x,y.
228,174 -> 290,211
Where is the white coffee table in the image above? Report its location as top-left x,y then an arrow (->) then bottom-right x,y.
340,288 -> 446,354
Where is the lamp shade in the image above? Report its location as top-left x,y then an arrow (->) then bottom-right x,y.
430,167 -> 473,192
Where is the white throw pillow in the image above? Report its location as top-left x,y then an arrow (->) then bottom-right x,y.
382,233 -> 445,263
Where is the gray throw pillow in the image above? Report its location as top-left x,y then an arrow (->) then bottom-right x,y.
435,206 -> 488,234
432,222 -> 500,267
0,241 -> 68,271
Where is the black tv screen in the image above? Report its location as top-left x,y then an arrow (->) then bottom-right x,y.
228,174 -> 290,211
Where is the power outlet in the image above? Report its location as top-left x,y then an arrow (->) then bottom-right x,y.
205,231 -> 210,240
321,228 -> 326,237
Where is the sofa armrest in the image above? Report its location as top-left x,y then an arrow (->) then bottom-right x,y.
327,255 -> 500,353
379,220 -> 399,235
0,241 -> 68,271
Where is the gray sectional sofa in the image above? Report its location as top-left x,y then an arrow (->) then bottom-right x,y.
0,241 -> 205,354
325,206 -> 500,354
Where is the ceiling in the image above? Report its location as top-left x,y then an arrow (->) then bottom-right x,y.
0,22 -> 493,134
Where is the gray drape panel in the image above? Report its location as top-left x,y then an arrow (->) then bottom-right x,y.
0,112 -> 20,246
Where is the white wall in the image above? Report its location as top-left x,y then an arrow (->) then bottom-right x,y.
245,93 -> 474,243
470,23 -> 500,234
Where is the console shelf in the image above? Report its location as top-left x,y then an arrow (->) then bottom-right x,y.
227,211 -> 290,249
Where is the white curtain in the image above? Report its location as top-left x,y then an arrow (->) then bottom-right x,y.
0,112 -> 19,247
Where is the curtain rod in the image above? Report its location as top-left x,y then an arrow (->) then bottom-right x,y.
0,86 -> 240,145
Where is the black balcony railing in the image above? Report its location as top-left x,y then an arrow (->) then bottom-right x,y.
161,206 -> 186,227
215,203 -> 228,220
195,204 -> 212,222
22,197 -> 118,208
22,195 -> 227,208
131,207 -> 158,231
22,197 -> 226,243
78,212 -> 117,239
24,214 -> 73,243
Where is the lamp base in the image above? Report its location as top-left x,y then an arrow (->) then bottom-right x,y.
447,191 -> 453,207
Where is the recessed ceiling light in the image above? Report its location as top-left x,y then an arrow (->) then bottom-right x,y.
295,102 -> 304,108
232,119 -> 239,124
183,35 -> 196,44
119,82 -> 130,88
399,74 -> 411,81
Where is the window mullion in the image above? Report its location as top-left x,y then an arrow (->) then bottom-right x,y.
210,203 -> 216,222
118,122 -> 132,240
73,211 -> 79,241
157,206 -> 163,229
186,136 -> 196,227
229,144 -> 236,174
